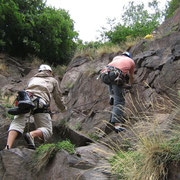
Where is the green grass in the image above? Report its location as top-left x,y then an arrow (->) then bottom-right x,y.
110,134 -> 180,180
109,151 -> 143,180
108,91 -> 180,180
88,133 -> 99,141
56,140 -> 75,154
72,122 -> 82,131
74,43 -> 124,60
1,103 -> 14,120
52,65 -> 67,80
33,140 -> 75,173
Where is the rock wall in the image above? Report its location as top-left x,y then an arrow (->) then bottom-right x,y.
0,8 -> 179,180
61,28 -> 180,135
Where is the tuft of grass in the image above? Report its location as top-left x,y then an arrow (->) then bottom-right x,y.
53,65 -> 67,80
73,48 -> 96,60
109,122 -> 180,180
64,81 -> 74,89
178,90 -> 180,97
74,43 -> 124,60
1,103 -> 14,120
102,89 -> 180,179
33,140 -> 75,173
56,140 -> 75,154
96,44 -> 123,57
59,118 -> 68,126
0,94 -> 15,120
88,133 -> 100,141
33,143 -> 56,173
84,67 -> 97,77
29,55 -> 44,67
0,63 -> 8,73
109,151 -> 143,180
72,122 -> 82,131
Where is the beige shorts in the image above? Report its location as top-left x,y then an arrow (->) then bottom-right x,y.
9,113 -> 53,141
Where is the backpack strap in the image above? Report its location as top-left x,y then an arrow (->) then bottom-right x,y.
30,94 -> 51,114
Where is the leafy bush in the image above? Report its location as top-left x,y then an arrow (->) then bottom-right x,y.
56,140 -> 75,154
0,0 -> 78,65
100,0 -> 164,44
165,0 -> 180,19
33,140 -> 75,172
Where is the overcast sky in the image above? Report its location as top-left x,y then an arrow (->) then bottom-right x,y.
46,0 -> 167,42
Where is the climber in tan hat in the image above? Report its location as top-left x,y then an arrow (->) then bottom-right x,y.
5,64 -> 66,149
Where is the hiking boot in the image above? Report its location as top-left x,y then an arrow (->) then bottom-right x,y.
17,91 -> 35,110
24,133 -> 35,150
114,126 -> 126,133
8,107 -> 30,115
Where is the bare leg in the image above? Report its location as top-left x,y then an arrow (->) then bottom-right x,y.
6,130 -> 19,149
30,129 -> 43,140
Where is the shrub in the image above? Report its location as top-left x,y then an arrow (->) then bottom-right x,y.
33,140 -> 75,173
0,0 -> 78,65
108,90 -> 180,179
165,0 -> 180,19
100,0 -> 164,44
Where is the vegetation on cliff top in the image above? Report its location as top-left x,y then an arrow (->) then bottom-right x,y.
0,0 -> 78,65
0,0 -> 179,65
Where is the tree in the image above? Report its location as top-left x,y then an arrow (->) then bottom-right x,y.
165,0 -> 180,19
100,0 -> 164,44
0,0 -> 78,65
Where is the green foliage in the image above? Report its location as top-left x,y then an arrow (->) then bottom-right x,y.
33,143 -> 57,172
53,65 -> 67,80
109,151 -> 143,179
0,0 -> 78,65
76,40 -> 103,50
35,140 -> 75,156
56,140 -> 75,154
100,0 -> 164,44
72,122 -> 82,131
1,103 -> 13,109
74,40 -> 123,60
88,133 -> 99,141
0,92 -> 15,120
59,118 -> 68,126
178,90 -> 180,97
33,140 -> 75,172
110,131 -> 180,179
64,81 -> 74,89
35,143 -> 57,158
164,135 -> 180,161
165,0 -> 180,19
1,103 -> 14,120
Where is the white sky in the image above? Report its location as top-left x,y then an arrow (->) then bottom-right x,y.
46,0 -> 167,42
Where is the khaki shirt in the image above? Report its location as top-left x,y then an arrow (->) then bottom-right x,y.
26,71 -> 65,111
